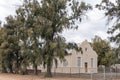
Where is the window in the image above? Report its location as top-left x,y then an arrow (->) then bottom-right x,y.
85,48 -> 87,51
77,57 -> 81,67
63,59 -> 68,67
91,58 -> 93,68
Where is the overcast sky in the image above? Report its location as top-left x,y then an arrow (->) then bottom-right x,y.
0,0 -> 110,43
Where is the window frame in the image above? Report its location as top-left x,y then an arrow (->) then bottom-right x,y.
63,59 -> 68,67
77,57 -> 82,67
85,48 -> 87,51
91,58 -> 93,68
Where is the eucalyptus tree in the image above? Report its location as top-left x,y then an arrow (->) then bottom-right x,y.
0,16 -> 20,73
14,0 -> 44,74
0,0 -> 91,76
96,0 -> 120,48
0,28 -> 8,73
28,23 -> 43,75
24,0 -> 92,77
0,0 -> 42,74
96,0 -> 120,66
92,36 -> 114,66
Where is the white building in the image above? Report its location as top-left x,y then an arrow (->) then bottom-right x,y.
39,40 -> 98,73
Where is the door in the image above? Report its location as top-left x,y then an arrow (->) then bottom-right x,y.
85,62 -> 88,73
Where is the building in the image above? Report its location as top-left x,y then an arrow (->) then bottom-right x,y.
31,40 -> 98,73
39,40 -> 98,73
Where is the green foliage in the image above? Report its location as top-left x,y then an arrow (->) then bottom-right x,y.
92,36 -> 115,66
0,16 -> 20,73
96,0 -> 120,46
34,0 -> 91,77
0,0 -> 91,77
96,0 -> 120,66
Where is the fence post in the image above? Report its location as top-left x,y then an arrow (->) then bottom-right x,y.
54,67 -> 56,76
110,67 -> 112,80
79,67 -> 80,77
61,67 -> 63,74
103,67 -> 106,80
91,69 -> 93,80
116,66 -> 117,79
70,67 -> 71,77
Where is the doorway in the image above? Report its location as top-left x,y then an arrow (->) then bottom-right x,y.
85,62 -> 88,73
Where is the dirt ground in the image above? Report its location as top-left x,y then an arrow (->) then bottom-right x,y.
0,73 -> 90,80
1,73 -> 120,80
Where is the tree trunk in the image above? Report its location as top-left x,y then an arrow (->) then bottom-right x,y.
16,53 -> 19,74
45,62 -> 52,77
1,61 -> 7,73
9,64 -> 13,73
14,61 -> 19,74
24,65 -> 28,75
34,64 -> 38,75
21,64 -> 28,75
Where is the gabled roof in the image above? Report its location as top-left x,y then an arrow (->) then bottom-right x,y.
69,40 -> 98,57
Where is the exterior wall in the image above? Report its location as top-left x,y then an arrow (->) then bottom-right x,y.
80,40 -> 98,73
30,40 -> 98,74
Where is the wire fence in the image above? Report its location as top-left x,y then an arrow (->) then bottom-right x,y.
1,67 -> 120,80
39,66 -> 120,80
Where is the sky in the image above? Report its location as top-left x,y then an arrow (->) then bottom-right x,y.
0,0 -> 110,43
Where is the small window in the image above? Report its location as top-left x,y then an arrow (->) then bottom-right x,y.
77,57 -> 81,67
63,59 -> 68,67
85,48 -> 87,51
91,58 -> 93,68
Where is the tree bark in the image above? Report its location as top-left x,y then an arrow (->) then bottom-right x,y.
21,64 -> 28,75
45,62 -> 52,77
1,61 -> 7,73
34,64 -> 38,75
9,64 -> 13,73
15,53 -> 19,74
24,65 -> 28,75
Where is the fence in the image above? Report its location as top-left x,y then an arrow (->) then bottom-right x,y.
39,67 -> 120,80
1,67 -> 120,80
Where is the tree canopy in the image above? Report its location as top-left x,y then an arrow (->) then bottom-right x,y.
96,0 -> 120,45
92,36 -> 115,66
0,0 -> 92,77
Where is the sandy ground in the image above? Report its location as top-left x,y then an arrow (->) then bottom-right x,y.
0,73 -> 90,80
1,73 -> 120,80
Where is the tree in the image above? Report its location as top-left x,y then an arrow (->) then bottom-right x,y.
92,36 -> 114,66
114,47 -> 120,64
0,0 -> 91,77
96,0 -> 120,65
17,0 -> 91,77
0,28 -> 8,73
30,0 -> 92,77
0,2 -> 43,74
0,16 -> 20,73
12,0 -> 43,75
96,0 -> 120,46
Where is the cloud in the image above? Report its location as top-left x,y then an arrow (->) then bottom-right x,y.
0,0 -> 22,22
62,0 -> 110,43
62,7 -> 108,43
